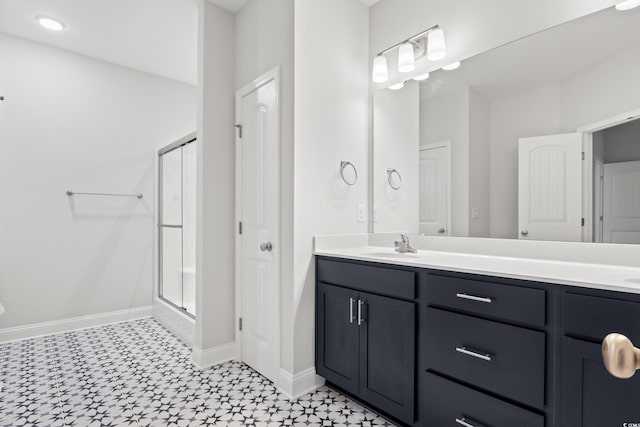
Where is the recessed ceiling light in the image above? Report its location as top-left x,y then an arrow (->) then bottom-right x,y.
413,73 -> 430,81
389,82 -> 405,90
36,16 -> 65,31
616,0 -> 640,10
442,61 -> 461,71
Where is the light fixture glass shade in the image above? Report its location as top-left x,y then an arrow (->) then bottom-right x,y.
36,16 -> 65,31
398,42 -> 415,73
372,55 -> 389,83
389,82 -> 405,90
442,61 -> 461,71
427,27 -> 446,61
413,73 -> 430,81
616,0 -> 640,10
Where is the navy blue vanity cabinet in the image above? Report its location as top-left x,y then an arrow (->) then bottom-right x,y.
422,271 -> 548,426
316,257 -> 417,425
561,291 -> 640,427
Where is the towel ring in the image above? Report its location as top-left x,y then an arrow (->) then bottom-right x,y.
387,168 -> 402,190
340,161 -> 358,186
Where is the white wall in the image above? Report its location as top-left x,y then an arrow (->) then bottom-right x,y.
489,84 -> 561,238
559,44 -> 640,131
235,0 -> 296,378
603,119 -> 640,163
0,34 -> 196,329
369,0 -> 617,89
420,87 -> 470,236
373,81 -> 419,234
293,0 -> 369,373
195,1 -> 235,354
468,88 -> 491,237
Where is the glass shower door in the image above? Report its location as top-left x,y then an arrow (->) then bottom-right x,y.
158,136 -> 196,316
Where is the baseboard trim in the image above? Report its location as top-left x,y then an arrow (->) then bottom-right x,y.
0,305 -> 153,343
192,342 -> 236,369
278,367 -> 325,399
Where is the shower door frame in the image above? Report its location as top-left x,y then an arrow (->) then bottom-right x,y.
158,132 -> 197,318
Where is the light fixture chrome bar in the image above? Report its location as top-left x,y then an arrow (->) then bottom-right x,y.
376,24 -> 440,56
66,190 -> 143,199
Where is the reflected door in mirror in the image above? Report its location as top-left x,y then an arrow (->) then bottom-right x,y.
419,143 -> 449,235
603,161 -> 640,244
518,133 -> 582,242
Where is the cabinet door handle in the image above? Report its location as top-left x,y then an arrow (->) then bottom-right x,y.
602,333 -> 640,378
357,300 -> 365,326
456,293 -> 493,304
455,418 -> 476,427
349,298 -> 355,324
456,346 -> 492,362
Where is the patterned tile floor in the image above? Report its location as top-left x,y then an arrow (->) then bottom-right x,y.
0,318 -> 395,426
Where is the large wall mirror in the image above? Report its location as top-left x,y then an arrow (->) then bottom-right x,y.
372,6 -> 640,244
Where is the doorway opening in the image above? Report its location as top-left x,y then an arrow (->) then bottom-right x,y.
158,133 -> 197,316
588,117 -> 640,244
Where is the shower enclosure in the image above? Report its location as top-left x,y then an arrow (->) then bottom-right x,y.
158,133 -> 196,316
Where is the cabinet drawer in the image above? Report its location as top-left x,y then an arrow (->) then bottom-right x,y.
426,273 -> 546,327
425,308 -> 545,409
564,292 -> 640,343
317,258 -> 415,300
423,372 -> 544,427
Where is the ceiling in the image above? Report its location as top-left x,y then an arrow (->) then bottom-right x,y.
0,0 -> 379,85
419,6 -> 640,100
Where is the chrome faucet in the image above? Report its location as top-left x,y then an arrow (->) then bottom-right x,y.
395,234 -> 417,253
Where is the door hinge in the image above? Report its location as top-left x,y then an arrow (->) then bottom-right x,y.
239,221 -> 243,235
239,317 -> 243,331
581,218 -> 585,226
235,124 -> 243,138
600,215 -> 604,222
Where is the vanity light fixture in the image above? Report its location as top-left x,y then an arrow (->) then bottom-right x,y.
615,0 -> 640,10
389,82 -> 405,90
442,61 -> 461,71
372,55 -> 389,83
426,27 -> 447,61
398,42 -> 416,73
371,25 -> 446,83
413,72 -> 430,81
36,16 -> 65,31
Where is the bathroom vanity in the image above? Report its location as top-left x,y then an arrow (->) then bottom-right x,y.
314,244 -> 640,427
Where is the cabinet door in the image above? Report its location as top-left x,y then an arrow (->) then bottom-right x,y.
359,292 -> 415,425
316,283 -> 360,394
562,337 -> 640,427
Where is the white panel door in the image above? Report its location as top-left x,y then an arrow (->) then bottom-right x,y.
603,161 -> 640,244
419,145 -> 449,235
238,74 -> 279,383
518,133 -> 582,241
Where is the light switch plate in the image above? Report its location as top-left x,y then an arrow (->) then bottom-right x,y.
471,208 -> 480,219
357,204 -> 366,223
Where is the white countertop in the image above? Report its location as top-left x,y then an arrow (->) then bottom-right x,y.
314,246 -> 640,295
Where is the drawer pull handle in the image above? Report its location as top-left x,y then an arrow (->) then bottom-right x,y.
357,300 -> 365,325
455,418 -> 476,427
456,346 -> 492,362
456,293 -> 492,304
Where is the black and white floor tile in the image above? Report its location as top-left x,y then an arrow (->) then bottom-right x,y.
0,319 -> 396,426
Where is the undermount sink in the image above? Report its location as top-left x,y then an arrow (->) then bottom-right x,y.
360,251 -> 420,259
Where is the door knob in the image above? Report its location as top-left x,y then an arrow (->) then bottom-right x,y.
260,242 -> 273,252
438,228 -> 446,234
602,333 -> 640,378
521,230 -> 529,236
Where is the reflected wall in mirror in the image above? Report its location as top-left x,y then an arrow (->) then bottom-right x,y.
372,6 -> 640,244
